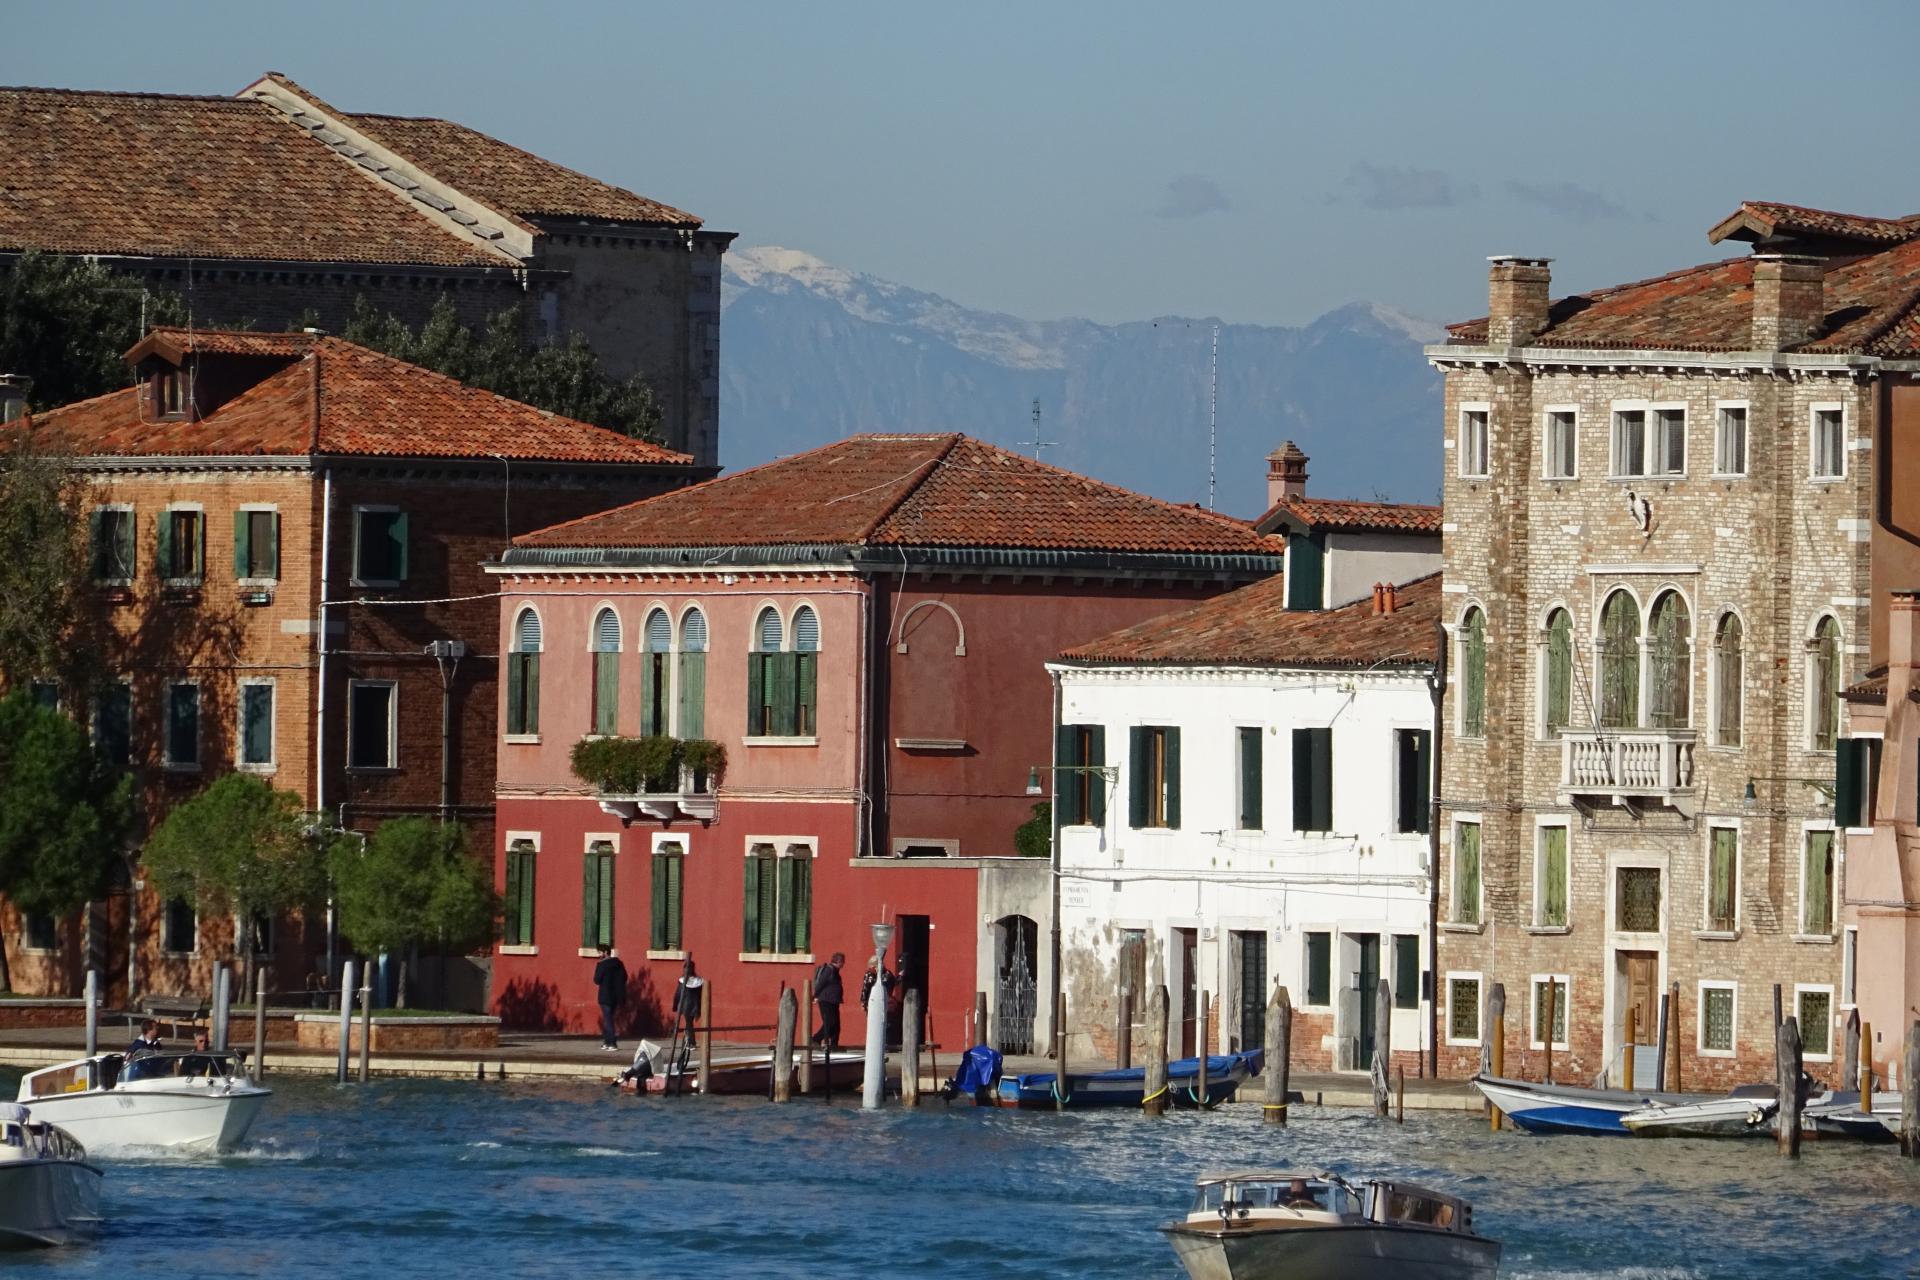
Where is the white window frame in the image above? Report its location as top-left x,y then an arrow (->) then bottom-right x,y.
1449,814 -> 1484,926
1648,402 -> 1688,478
1697,980 -> 1737,1057
1701,822 -> 1741,935
350,503 -> 404,587
162,679 -> 201,771
1712,400 -> 1749,478
20,909 -> 58,955
1809,402 -> 1846,481
91,502 -> 135,585
1608,400 -> 1650,478
1796,821 -> 1837,940
346,678 -> 399,772
1444,971 -> 1483,1047
1541,405 -> 1578,480
1795,983 -> 1836,1062
161,899 -> 198,957
161,501 -> 206,587
1532,818 -> 1571,930
1528,973 -> 1570,1050
1608,858 -> 1667,939
236,677 -> 277,772
235,503 -> 280,585
576,831 -> 622,958
1457,403 -> 1490,479
499,829 -> 541,956
739,835 -> 818,963
647,831 -> 691,961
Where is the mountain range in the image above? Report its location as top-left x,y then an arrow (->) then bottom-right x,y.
718,247 -> 1445,517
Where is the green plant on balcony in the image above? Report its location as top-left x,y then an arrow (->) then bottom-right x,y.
569,735 -> 728,795
680,738 -> 727,792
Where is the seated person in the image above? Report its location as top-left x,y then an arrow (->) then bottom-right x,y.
177,1029 -> 218,1077
1285,1177 -> 1322,1210
126,1019 -> 163,1058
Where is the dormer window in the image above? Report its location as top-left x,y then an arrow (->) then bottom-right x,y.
156,369 -> 185,418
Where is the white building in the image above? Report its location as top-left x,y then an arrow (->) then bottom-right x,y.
1049,561 -> 1441,1074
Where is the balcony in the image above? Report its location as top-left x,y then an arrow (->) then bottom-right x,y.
1559,728 -> 1697,817
570,735 -> 726,825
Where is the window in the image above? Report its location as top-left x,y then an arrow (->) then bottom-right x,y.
1797,986 -> 1833,1059
23,911 -> 56,952
158,507 -> 204,583
742,842 -> 812,955
507,608 -> 541,736
1536,825 -> 1568,927
1286,532 -> 1324,610
1713,613 -> 1743,747
163,899 -> 197,954
1056,723 -> 1107,826
1542,609 -> 1573,737
347,681 -> 396,769
1129,726 -> 1181,829
1835,737 -> 1882,829
156,368 -> 184,416
1119,929 -> 1147,999
1458,608 -> 1486,737
1447,975 -> 1482,1044
792,606 -> 820,736
93,683 -> 131,766
1237,726 -> 1263,830
746,606 -> 816,738
1452,821 -> 1481,925
1811,406 -> 1845,479
1393,729 -> 1431,834
239,681 -> 274,767
1809,616 -> 1842,751
245,913 -> 274,958
1700,983 -> 1736,1055
164,682 -> 199,767
1543,409 -> 1576,479
581,840 -> 615,950
1599,590 -> 1640,729
640,608 -> 671,736
1647,591 -> 1691,730
1610,407 -> 1684,477
748,608 -> 782,735
1459,409 -> 1489,478
503,840 -> 537,947
651,840 -> 684,951
352,508 -> 408,583
1611,409 -> 1647,476
90,507 -> 135,582
1304,931 -> 1331,1007
1715,405 -> 1748,475
1290,727 -> 1332,833
1616,866 -> 1662,933
233,508 -> 279,580
592,609 -> 622,737
1802,830 -> 1834,935
1531,976 -> 1568,1049
1392,935 -> 1420,1010
29,681 -> 58,711
677,609 -> 708,739
1653,408 -> 1686,476
1706,826 -> 1739,933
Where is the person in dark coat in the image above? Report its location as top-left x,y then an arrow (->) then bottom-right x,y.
592,946 -> 628,1051
126,1019 -> 163,1058
810,952 -> 846,1048
860,956 -> 898,1014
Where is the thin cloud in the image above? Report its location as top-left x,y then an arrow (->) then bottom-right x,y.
1153,173 -> 1230,219
1340,162 -> 1476,211
1506,179 -> 1632,223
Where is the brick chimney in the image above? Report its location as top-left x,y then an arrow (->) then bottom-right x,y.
1267,441 -> 1308,508
0,374 -> 29,424
1750,254 -> 1825,350
1486,256 -> 1552,346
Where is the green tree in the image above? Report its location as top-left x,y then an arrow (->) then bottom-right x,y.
0,251 -> 184,411
0,692 -> 133,993
1014,801 -> 1052,859
342,295 -> 663,442
330,818 -> 498,1008
0,430 -> 93,690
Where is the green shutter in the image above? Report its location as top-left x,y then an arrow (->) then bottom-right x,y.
1458,824 -> 1481,924
1805,832 -> 1833,932
1238,727 -> 1262,830
775,855 -> 797,953
595,652 -> 620,737
88,510 -> 106,578
796,652 -> 818,734
1292,728 -> 1313,831
791,855 -> 810,953
157,510 -> 174,578
522,853 -> 537,947
115,511 -> 134,578
1542,826 -> 1568,926
1306,932 -> 1330,1006
1412,731 -> 1432,833
1835,739 -> 1875,828
650,853 -> 668,950
747,654 -> 765,735
1128,726 -> 1150,829
262,512 -> 279,579
234,509 -> 250,580
1300,728 -> 1331,832
742,854 -> 762,951
390,512 -> 409,581
1546,613 -> 1572,733
1708,830 -> 1736,930
597,851 -> 614,948
1086,726 -> 1107,827
506,851 -> 525,946
1287,533 -> 1325,610
190,512 -> 204,577
1164,728 -> 1181,830
677,652 -> 706,738
771,652 -> 798,737
1055,724 -> 1080,823
666,855 -> 682,949
506,655 -> 525,735
638,653 -> 657,737
581,849 -> 601,948
525,653 -> 540,734
757,854 -> 777,952
1393,935 -> 1419,1009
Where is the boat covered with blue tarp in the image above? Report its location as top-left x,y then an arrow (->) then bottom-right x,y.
993,1050 -> 1261,1109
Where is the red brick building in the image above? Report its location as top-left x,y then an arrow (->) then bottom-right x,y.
487,434 -> 1285,1041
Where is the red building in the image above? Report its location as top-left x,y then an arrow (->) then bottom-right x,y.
487,433 -> 1285,1042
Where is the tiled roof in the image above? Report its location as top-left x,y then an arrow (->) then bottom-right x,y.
0,77 -> 699,269
127,328 -> 319,363
26,336 -> 691,466
1445,201 -> 1920,356
516,433 -> 1285,555
1843,666 -> 1888,704
1060,572 -> 1439,667
1256,496 -> 1443,535
1708,201 -> 1920,248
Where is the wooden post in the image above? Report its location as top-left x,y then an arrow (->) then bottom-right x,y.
1054,992 -> 1070,1112
1117,990 -> 1134,1070
697,980 -> 714,1095
798,977 -> 814,1097
1654,991 -> 1670,1096
1143,984 -> 1170,1116
1543,981 -> 1557,1085
1842,1006 -> 1861,1096
1772,983 -> 1783,1031
1668,981 -> 1681,1091
902,988 -> 922,1107
1623,1005 -> 1635,1093
1396,1065 -> 1405,1123
253,971 -> 268,1077
1488,983 -> 1506,1132
336,959 -> 356,1084
1860,1019 -> 1874,1113
357,974 -> 372,1084
975,990 -> 988,1048
1263,985 -> 1290,1126
1196,991 -> 1210,1108
1778,1016 -> 1803,1158
1901,1020 -> 1920,1157
774,987 -> 797,1103
84,970 -> 98,1057
1373,978 -> 1392,1117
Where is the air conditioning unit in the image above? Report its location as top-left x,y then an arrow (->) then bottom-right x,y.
241,588 -> 273,606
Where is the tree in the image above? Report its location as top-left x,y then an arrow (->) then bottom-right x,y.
1014,801 -> 1052,859
0,430 -> 93,691
0,692 -> 133,993
330,818 -> 499,1008
342,294 -> 663,442
0,251 -> 184,411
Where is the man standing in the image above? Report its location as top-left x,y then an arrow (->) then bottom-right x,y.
811,952 -> 845,1049
593,945 -> 628,1052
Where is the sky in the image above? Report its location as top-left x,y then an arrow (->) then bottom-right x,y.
8,1 -> 1919,328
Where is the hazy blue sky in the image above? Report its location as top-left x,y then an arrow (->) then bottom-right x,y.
9,1 -> 1917,327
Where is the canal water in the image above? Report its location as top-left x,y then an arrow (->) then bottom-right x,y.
5,1071 -> 1918,1277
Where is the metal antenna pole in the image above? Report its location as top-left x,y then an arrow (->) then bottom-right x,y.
1208,323 -> 1219,510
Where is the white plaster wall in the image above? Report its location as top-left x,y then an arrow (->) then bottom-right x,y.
1324,532 -> 1442,609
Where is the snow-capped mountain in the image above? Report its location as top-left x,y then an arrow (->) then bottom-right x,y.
719,247 -> 1443,513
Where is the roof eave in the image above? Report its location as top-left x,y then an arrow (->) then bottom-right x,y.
1426,341 -> 1882,372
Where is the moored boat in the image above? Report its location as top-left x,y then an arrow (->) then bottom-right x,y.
994,1050 -> 1260,1109
1471,1074 -> 1709,1135
1621,1091 -> 1778,1138
16,1051 -> 270,1153
0,1104 -> 103,1248
1803,1090 -> 1902,1142
1161,1170 -> 1500,1280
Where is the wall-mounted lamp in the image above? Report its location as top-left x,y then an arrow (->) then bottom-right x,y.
1027,763 -> 1119,796
1744,775 -> 1836,815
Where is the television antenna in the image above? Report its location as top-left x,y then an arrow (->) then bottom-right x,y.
1030,398 -> 1056,462
1208,323 -> 1219,510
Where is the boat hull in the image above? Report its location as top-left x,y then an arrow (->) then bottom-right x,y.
0,1160 -> 104,1248
1473,1075 -> 1713,1136
1621,1097 -> 1777,1138
22,1085 -> 268,1153
1164,1222 -> 1501,1280
994,1053 -> 1256,1109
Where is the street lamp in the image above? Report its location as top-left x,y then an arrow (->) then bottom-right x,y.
863,921 -> 896,1110
1743,776 -> 1836,815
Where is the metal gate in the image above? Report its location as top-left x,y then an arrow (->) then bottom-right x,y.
995,915 -> 1037,1054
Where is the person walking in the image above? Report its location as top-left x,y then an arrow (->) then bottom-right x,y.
810,952 -> 846,1049
592,945 -> 628,1051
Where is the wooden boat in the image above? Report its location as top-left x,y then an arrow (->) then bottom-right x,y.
1803,1091 -> 1901,1142
17,1052 -> 269,1153
993,1050 -> 1260,1109
1471,1074 -> 1713,1135
1161,1170 -> 1500,1280
1621,1090 -> 1778,1138
0,1105 -> 103,1248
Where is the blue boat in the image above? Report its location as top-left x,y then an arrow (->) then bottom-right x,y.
1472,1074 -> 1708,1135
993,1050 -> 1262,1109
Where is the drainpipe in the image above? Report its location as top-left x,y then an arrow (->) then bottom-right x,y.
316,467 -> 335,982
1426,617 -> 1447,1080
1048,669 -> 1064,1059
426,641 -> 465,821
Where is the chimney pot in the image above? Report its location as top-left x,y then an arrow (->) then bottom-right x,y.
1372,583 -> 1385,616
1267,440 -> 1309,508
1384,581 -> 1398,615
1486,256 -> 1553,346
0,374 -> 30,425
1750,253 -> 1825,351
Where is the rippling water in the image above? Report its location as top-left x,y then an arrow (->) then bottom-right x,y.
6,1071 -> 1919,1277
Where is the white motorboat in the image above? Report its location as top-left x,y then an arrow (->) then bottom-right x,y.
1621,1088 -> 1779,1138
1803,1090 -> 1902,1142
16,1051 -> 270,1153
1161,1171 -> 1501,1280
0,1103 -> 103,1248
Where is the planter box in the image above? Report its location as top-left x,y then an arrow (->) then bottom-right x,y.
0,999 -> 88,1031
292,1014 -> 501,1052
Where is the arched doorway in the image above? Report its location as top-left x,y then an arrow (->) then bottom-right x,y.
993,915 -> 1038,1054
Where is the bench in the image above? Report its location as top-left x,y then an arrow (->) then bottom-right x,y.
128,995 -> 211,1041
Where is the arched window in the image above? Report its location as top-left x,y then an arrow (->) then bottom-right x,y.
756,607 -> 783,653
1599,591 -> 1640,729
749,606 -> 784,736
507,607 -> 542,735
642,608 -> 673,737
1543,609 -> 1573,737
591,608 -> 621,736
1713,613 -> 1743,748
1647,592 -> 1692,730
1810,615 -> 1842,751
677,609 -> 708,739
1459,608 -> 1487,738
792,606 -> 820,735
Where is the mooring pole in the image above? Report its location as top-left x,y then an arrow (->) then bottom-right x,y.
1902,1021 -> 1920,1157
1843,1007 -> 1861,1098
698,980 -> 714,1096
84,969 -> 99,1057
1373,978 -> 1392,1118
253,970 -> 268,1077
1622,1005 -> 1635,1094
357,973 -> 373,1083
799,977 -> 815,1097
1143,984 -> 1170,1116
1861,1020 -> 1875,1113
863,923 -> 893,1110
1488,983 -> 1506,1132
1263,985 -> 1290,1126
975,990 -> 988,1048
1396,1065 -> 1405,1123
212,965 -> 231,1052
336,959 -> 357,1084
1117,988 -> 1134,1071
1778,1016 -> 1803,1158
1055,992 -> 1071,1112
774,987 -> 797,1103
902,988 -> 922,1107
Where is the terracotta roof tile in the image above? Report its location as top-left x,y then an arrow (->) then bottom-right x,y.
1256,496 -> 1442,535
515,433 -> 1285,555
1709,201 -> 1920,248
1061,572 -> 1439,667
127,327 -> 319,362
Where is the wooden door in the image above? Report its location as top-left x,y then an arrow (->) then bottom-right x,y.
1177,928 -> 1198,1057
1355,934 -> 1380,1065
1622,950 -> 1659,1087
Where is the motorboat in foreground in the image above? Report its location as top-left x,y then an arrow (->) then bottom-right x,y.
16,1051 -> 270,1153
1621,1087 -> 1779,1138
1804,1090 -> 1902,1142
1161,1170 -> 1500,1280
994,1050 -> 1262,1109
0,1104 -> 103,1248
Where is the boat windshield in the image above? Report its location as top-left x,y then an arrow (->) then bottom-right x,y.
121,1052 -> 234,1084
1192,1177 -> 1360,1217
24,1061 -> 92,1099
1372,1185 -> 1464,1231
